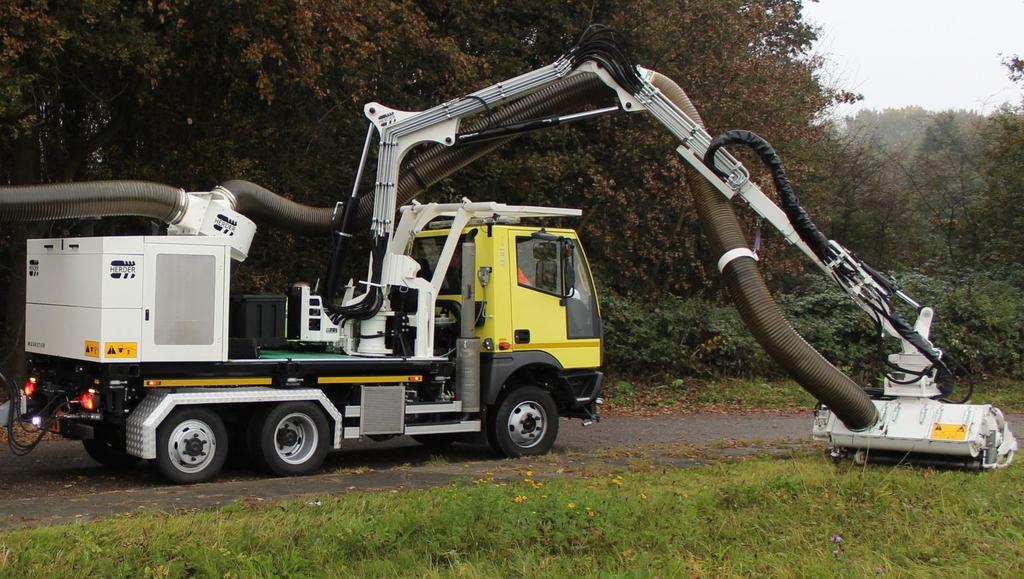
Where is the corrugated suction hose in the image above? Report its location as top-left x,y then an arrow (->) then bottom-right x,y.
650,72 -> 878,431
0,180 -> 335,234
0,181 -> 186,223
218,180 -> 335,233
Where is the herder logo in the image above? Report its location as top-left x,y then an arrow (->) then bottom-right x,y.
28,259 -> 39,277
213,213 -> 237,237
109,260 -> 137,279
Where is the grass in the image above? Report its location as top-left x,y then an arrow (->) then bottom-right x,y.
603,376 -> 1024,415
1,454 -> 1022,577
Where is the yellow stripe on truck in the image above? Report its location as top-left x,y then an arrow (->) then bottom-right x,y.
514,340 -> 600,350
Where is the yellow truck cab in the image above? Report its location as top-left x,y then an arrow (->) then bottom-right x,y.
412,223 -> 604,423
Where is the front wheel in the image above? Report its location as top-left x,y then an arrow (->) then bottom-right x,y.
155,407 -> 228,484
489,386 -> 559,458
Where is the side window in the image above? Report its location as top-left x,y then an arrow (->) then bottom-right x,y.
516,237 -> 562,296
566,239 -> 601,339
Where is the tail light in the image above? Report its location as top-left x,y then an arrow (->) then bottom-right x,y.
23,377 -> 37,397
80,390 -> 98,412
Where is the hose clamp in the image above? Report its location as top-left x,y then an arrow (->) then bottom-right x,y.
212,185 -> 238,209
717,247 -> 758,273
167,188 -> 190,224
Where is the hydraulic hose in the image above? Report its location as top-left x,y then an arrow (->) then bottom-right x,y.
649,72 -> 879,430
217,180 -> 335,234
0,181 -> 187,223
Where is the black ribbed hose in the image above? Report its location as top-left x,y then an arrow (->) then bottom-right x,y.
218,180 -> 335,233
650,72 -> 878,430
0,181 -> 185,223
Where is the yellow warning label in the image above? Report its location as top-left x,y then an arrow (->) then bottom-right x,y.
84,340 -> 100,358
103,342 -> 138,358
931,422 -> 969,441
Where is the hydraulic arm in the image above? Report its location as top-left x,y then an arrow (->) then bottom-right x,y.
326,26 -> 1014,468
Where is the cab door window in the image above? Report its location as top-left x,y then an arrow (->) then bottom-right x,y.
516,237 -> 563,296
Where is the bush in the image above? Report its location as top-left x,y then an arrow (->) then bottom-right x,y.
601,271 -> 1024,381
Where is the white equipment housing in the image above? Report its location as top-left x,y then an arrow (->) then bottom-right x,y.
26,236 -> 234,363
814,399 -> 1017,469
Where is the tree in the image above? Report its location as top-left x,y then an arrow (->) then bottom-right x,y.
1,0 -> 849,379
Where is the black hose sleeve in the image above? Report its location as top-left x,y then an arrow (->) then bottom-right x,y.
703,130 -> 832,261
218,180 -> 335,234
0,181 -> 185,223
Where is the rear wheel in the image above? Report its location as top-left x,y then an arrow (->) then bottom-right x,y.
489,386 -> 559,458
252,402 -> 330,476
82,436 -> 141,467
155,407 -> 228,484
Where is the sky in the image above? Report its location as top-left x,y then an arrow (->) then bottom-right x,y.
802,0 -> 1024,116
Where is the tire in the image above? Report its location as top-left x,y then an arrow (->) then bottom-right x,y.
244,406 -> 271,472
252,402 -> 329,476
82,436 -> 141,467
155,407 -> 229,484
411,434 -> 458,450
489,386 -> 559,458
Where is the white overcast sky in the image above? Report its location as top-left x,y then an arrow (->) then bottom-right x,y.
803,0 -> 1024,115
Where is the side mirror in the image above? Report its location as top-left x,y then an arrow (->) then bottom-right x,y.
561,238 -> 576,298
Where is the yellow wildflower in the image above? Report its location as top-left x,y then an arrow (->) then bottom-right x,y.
513,495 -> 528,504
567,502 -> 577,509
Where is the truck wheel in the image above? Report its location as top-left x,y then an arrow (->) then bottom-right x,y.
490,386 -> 559,458
82,437 -> 141,467
252,402 -> 329,476
156,407 -> 228,484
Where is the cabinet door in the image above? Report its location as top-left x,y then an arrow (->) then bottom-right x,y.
142,244 -> 227,362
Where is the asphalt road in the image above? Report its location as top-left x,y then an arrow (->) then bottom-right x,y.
0,411 -> 1019,529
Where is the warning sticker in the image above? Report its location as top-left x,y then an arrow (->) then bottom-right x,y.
84,340 -> 100,358
931,422 -> 969,441
103,342 -> 138,358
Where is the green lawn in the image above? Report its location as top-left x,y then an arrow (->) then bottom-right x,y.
2,454 -> 1021,577
604,376 -> 1024,415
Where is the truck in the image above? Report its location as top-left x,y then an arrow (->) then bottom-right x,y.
2,27 -> 1015,483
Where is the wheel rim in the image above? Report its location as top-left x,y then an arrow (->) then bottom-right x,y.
506,400 -> 547,449
273,412 -> 319,465
167,419 -> 217,474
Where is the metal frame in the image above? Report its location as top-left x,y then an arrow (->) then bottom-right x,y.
125,387 -> 343,459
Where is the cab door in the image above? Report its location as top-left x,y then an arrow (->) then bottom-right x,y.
509,231 -> 601,369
